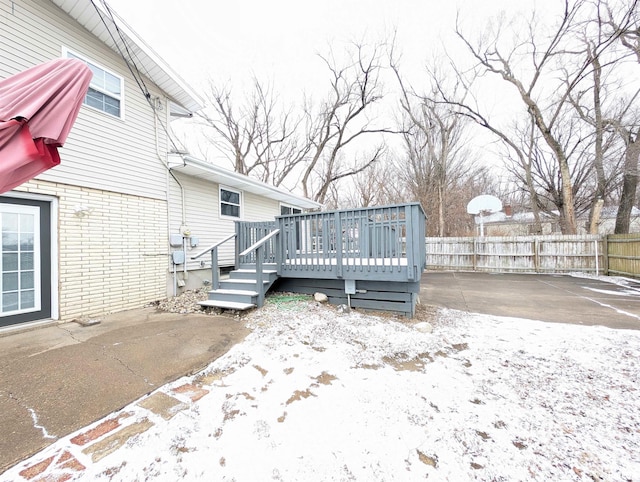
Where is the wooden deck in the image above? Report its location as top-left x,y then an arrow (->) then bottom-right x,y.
235,203 -> 427,316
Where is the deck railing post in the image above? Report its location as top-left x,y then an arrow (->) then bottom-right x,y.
234,222 -> 241,268
336,213 -> 343,278
276,217 -> 284,275
211,247 -> 219,290
256,245 -> 265,307
275,229 -> 282,276
407,205 -> 418,280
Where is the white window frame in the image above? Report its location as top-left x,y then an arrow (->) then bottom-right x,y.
1,192 -> 59,321
63,47 -> 125,119
280,204 -> 303,216
219,186 -> 242,220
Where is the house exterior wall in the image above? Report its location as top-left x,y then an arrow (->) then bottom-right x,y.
1,0 -> 174,323
578,218 -> 640,235
0,0 -> 170,200
167,172 -> 281,292
11,180 -> 167,321
483,217 -> 640,236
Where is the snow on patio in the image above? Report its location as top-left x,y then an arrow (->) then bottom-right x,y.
4,296 -> 639,481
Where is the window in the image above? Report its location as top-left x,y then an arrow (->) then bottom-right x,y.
1,203 -> 41,317
65,50 -> 123,118
280,205 -> 302,216
220,188 -> 241,218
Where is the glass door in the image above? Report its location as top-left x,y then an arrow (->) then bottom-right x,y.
0,197 -> 50,327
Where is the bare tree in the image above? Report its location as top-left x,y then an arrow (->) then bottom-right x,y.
338,160 -> 400,208
390,55 -> 488,236
300,43 -> 398,204
452,1 -> 617,233
565,0 -> 640,232
505,116 -> 601,230
599,0 -> 640,233
196,79 -> 309,186
196,42 -> 397,204
435,0 -> 638,234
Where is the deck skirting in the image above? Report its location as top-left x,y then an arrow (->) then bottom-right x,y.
274,278 -> 420,317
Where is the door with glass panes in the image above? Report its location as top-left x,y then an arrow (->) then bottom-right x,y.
281,205 -> 302,250
0,197 -> 51,327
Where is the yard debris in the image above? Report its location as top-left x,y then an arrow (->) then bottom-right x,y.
151,288 -> 213,315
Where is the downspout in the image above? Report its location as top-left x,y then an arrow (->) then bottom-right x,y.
153,102 -> 187,226
153,97 -> 189,290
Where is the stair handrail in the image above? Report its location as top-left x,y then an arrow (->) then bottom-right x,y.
239,229 -> 280,308
191,233 -> 236,290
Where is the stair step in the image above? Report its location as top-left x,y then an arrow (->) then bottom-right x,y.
198,300 -> 255,311
223,278 -> 269,284
209,288 -> 259,296
234,269 -> 277,274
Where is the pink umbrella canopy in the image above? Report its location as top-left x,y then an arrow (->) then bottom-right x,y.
0,58 -> 92,193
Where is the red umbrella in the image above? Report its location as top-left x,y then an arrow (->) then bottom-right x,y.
0,58 -> 92,193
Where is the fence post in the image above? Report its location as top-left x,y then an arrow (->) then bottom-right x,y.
603,235 -> 609,276
472,238 -> 477,271
534,238 -> 540,272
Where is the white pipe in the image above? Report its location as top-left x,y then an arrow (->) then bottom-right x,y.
595,239 -> 599,276
172,260 -> 177,296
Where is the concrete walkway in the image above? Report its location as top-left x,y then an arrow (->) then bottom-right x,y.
0,308 -> 250,473
421,271 -> 640,330
3,272 -> 639,476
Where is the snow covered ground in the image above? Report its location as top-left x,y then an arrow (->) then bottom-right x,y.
3,294 -> 640,481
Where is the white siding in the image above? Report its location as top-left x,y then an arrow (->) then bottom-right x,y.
13,180 -> 168,321
168,173 -> 280,270
0,0 -> 170,200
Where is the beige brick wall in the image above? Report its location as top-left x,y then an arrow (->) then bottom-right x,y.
14,180 -> 169,321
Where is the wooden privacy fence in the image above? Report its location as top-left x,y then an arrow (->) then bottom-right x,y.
607,233 -> 640,277
426,235 -> 607,274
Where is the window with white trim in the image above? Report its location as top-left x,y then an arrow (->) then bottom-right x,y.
280,204 -> 302,216
65,50 -> 123,118
220,187 -> 241,219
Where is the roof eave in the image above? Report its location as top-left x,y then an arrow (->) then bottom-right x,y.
50,0 -> 204,113
168,155 -> 322,210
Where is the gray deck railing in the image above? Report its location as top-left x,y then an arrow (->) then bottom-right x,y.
235,203 -> 426,282
238,229 -> 280,307
191,233 -> 236,290
235,220 -> 277,265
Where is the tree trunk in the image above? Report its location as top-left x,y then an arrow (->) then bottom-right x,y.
589,53 -> 606,233
615,134 -> 640,234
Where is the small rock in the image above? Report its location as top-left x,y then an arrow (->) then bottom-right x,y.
414,321 -> 433,333
314,292 -> 329,303
336,304 -> 350,314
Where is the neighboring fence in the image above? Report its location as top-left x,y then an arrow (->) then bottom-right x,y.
607,233 -> 640,277
426,235 -> 606,274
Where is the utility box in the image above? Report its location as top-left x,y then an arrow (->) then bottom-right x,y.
172,250 -> 185,265
169,234 -> 183,247
345,279 -> 356,295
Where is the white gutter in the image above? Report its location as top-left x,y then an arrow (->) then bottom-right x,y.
167,155 -> 322,211
51,0 -> 204,113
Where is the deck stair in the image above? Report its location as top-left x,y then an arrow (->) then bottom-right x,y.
199,263 -> 279,311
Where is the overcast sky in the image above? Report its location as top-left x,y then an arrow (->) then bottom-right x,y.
106,0 -> 560,96
104,0 -> 563,171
